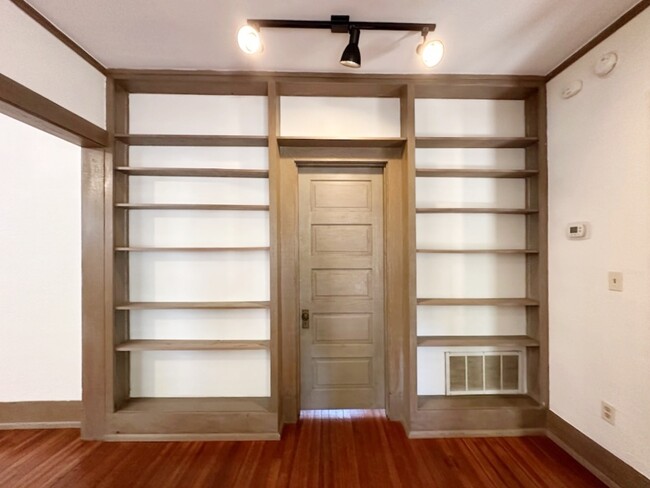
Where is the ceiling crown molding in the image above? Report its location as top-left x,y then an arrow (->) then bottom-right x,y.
10,0 -> 107,75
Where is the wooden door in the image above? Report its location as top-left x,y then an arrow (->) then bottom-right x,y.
299,167 -> 385,409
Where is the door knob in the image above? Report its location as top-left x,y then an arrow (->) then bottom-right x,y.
301,309 -> 310,329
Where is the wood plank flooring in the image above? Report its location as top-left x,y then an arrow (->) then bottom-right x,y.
0,410 -> 605,487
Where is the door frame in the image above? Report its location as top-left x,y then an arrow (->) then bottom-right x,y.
277,156 -> 410,425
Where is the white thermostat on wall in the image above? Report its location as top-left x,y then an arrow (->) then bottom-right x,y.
567,222 -> 589,239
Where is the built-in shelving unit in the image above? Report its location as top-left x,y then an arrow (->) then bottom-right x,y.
115,340 -> 270,351
115,167 -> 269,178
116,203 -> 270,211
416,207 -> 538,214
115,301 -> 271,310
115,247 -> 270,252
115,134 -> 269,146
416,298 -> 539,306
84,73 -> 547,441
415,136 -> 538,148
416,169 -> 538,178
119,397 -> 272,413
416,249 -> 538,254
416,336 -> 539,348
411,94 -> 548,435
101,91 -> 276,440
277,136 -> 406,148
417,394 -> 542,411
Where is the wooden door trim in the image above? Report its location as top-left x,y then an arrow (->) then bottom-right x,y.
295,160 -> 387,168
278,157 -> 408,423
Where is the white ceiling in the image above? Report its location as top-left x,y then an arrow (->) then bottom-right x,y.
26,0 -> 640,75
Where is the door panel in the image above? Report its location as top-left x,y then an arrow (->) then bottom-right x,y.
299,168 -> 385,409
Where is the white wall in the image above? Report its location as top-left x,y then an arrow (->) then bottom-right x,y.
128,94 -> 271,397
547,9 -> 650,477
0,113 -> 81,402
0,0 -> 106,128
280,97 -> 400,138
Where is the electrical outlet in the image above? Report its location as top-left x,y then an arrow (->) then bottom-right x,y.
601,401 -> 616,425
608,272 -> 623,291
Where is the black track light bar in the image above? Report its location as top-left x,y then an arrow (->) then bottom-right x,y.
247,15 -> 436,34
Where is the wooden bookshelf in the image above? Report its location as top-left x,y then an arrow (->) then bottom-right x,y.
415,168 -> 538,178
81,72 -> 549,440
416,298 -> 539,306
115,339 -> 270,352
115,301 -> 271,310
115,246 -> 270,252
416,335 -> 539,348
277,136 -> 406,149
115,134 -> 268,147
115,167 -> 269,178
417,395 -> 543,411
119,397 -> 272,413
415,136 -> 538,148
416,249 -> 538,254
115,203 -> 269,211
416,207 -> 538,214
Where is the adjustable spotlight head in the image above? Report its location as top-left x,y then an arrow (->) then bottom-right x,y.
416,28 -> 444,68
340,27 -> 361,68
237,24 -> 263,54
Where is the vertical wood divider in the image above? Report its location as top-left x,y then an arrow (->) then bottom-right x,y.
278,106 -> 300,425
81,147 -> 107,439
111,83 -> 130,412
535,88 -> 549,407
525,88 -> 549,407
267,82 -> 281,424
400,83 -> 417,429
81,78 -> 115,438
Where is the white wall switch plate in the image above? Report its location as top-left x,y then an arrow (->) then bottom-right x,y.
608,272 -> 623,291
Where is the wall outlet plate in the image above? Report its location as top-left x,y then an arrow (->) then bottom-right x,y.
601,401 -> 616,425
608,272 -> 623,292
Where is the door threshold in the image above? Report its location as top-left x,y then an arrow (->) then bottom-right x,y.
299,409 -> 386,420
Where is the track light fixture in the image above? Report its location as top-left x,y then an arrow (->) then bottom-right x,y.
340,28 -> 361,68
237,25 -> 263,54
416,28 -> 444,68
237,15 -> 442,69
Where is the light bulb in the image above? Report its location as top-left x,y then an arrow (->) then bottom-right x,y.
418,39 -> 444,68
237,25 -> 262,54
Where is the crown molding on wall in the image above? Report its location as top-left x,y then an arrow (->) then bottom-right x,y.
0,72 -> 108,147
10,0 -> 107,75
9,0 -> 649,86
546,0 -> 650,81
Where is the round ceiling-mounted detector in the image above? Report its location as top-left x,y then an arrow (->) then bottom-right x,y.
561,80 -> 583,99
594,52 -> 618,77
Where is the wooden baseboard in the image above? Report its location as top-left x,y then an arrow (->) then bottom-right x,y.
409,428 -> 546,439
103,432 -> 281,442
0,401 -> 82,429
547,412 -> 650,488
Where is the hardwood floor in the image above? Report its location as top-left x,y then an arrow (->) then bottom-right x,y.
0,410 -> 605,487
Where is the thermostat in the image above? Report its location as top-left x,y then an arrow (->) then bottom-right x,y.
567,222 -> 588,239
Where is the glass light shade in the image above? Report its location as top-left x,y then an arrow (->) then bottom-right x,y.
419,40 -> 444,68
237,25 -> 262,54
